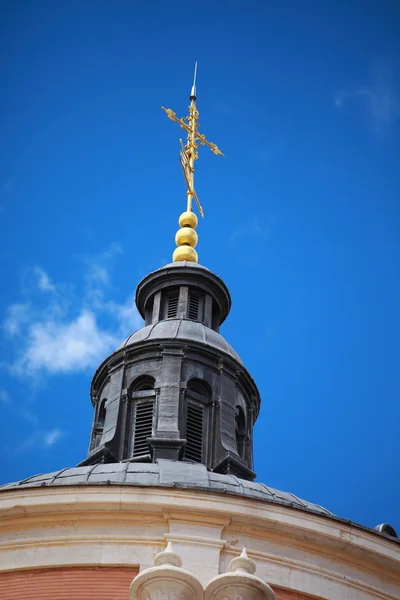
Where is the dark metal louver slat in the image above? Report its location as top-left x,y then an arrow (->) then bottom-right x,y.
188,293 -> 200,321
187,419 -> 202,431
185,402 -> 203,462
167,294 -> 179,318
133,401 -> 154,457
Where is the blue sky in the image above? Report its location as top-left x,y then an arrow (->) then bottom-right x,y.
1,0 -> 399,533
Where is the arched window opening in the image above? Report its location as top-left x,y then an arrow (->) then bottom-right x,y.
131,375 -> 155,392
91,398 -> 107,450
187,379 -> 210,399
184,379 -> 209,463
131,400 -> 154,457
129,376 -> 156,459
186,402 -> 203,461
235,405 -> 247,460
98,399 -> 107,426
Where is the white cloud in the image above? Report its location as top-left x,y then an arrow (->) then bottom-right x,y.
83,243 -> 123,289
101,297 -> 141,331
34,267 -> 56,293
3,303 -> 31,337
334,63 -> 400,134
44,428 -> 63,446
16,427 -> 66,452
3,245 -> 143,377
17,311 -> 118,374
87,264 -> 110,286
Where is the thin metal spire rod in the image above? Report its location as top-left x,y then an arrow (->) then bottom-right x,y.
191,61 -> 198,99
193,61 -> 198,86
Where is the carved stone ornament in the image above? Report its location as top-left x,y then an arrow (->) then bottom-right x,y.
204,548 -> 276,600
130,542 -> 204,600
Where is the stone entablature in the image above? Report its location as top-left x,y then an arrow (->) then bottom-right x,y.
0,485 -> 398,600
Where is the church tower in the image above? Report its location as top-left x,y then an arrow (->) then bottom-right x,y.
82,259 -> 258,481
80,64 -> 258,480
0,67 -> 399,600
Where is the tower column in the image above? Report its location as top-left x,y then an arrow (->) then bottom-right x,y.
149,346 -> 186,460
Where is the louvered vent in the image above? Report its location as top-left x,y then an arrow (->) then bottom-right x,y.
167,294 -> 179,318
132,401 -> 154,457
185,402 -> 203,462
188,293 -> 200,321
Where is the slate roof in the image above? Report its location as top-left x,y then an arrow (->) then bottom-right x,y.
117,319 -> 243,364
0,459 -> 332,517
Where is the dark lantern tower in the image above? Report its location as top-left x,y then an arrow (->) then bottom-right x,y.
79,65 -> 260,481
80,261 -> 259,480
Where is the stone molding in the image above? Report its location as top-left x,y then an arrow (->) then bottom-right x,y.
0,486 -> 399,599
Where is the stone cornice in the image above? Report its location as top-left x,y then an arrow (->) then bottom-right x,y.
0,485 -> 399,600
0,486 -> 398,570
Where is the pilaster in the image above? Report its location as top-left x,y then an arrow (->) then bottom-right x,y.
149,346 -> 186,460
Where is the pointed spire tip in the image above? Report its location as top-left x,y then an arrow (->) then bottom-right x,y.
190,61 -> 198,100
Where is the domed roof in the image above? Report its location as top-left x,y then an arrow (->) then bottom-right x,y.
117,318 -> 243,364
158,261 -> 210,271
0,460 -> 333,518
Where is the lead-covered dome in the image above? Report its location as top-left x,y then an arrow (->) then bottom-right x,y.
117,318 -> 242,364
0,460 -> 333,518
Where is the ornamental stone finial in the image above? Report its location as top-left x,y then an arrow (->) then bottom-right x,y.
204,547 -> 276,600
129,542 -> 203,600
229,547 -> 256,575
154,541 -> 182,567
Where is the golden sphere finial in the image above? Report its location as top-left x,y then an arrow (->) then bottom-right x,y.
173,245 -> 198,263
179,211 -> 198,229
173,210 -> 199,263
175,227 -> 198,248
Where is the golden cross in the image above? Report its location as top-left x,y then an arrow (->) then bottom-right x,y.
161,63 -> 223,217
